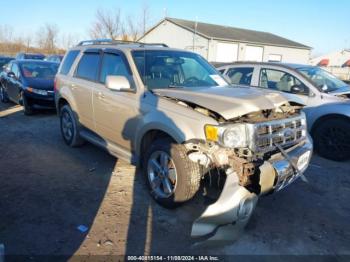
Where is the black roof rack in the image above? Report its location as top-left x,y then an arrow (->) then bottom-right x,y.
77,39 -> 168,48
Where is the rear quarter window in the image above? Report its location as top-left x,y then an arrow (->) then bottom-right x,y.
227,67 -> 254,85
60,50 -> 80,75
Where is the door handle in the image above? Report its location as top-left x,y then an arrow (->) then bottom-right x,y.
70,84 -> 77,90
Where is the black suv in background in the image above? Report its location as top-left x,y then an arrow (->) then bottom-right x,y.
16,53 -> 45,60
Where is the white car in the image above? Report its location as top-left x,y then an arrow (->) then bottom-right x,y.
218,62 -> 350,161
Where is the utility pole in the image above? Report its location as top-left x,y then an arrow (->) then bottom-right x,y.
193,16 -> 198,52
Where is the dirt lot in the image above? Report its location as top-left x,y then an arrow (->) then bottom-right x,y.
0,102 -> 350,260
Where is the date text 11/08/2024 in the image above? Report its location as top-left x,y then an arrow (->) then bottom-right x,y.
127,256 -> 220,261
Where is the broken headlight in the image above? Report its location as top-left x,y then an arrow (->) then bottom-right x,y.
205,124 -> 249,148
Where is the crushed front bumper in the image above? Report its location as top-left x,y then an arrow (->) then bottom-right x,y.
260,135 -> 313,194
191,135 -> 313,243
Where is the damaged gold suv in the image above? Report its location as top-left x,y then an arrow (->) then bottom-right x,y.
55,40 -> 313,241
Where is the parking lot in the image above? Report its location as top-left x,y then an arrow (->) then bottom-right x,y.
0,102 -> 349,259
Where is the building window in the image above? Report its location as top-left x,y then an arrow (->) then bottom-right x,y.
268,54 -> 282,62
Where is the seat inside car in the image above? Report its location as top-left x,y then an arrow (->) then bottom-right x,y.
260,72 -> 269,88
145,63 -> 171,89
277,74 -> 294,92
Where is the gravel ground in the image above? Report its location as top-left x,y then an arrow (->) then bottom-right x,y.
0,103 -> 349,260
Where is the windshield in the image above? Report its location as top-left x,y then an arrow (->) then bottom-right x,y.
132,50 -> 228,90
20,62 -> 59,79
24,54 -> 45,60
297,67 -> 348,93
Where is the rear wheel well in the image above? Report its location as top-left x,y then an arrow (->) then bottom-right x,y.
311,114 -> 350,136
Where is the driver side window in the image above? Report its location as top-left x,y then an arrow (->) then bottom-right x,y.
259,68 -> 309,95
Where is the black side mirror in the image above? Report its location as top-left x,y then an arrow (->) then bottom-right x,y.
7,72 -> 15,78
291,85 -> 305,94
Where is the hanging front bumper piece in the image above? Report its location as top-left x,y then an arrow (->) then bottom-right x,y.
190,135 -> 313,242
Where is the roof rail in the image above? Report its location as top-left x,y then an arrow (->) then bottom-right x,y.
77,39 -> 168,47
139,42 -> 169,47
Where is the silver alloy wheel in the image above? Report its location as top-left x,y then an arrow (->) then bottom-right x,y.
147,151 -> 177,198
61,111 -> 74,141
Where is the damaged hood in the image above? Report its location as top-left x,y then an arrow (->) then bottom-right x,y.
154,86 -> 304,120
329,85 -> 350,99
329,85 -> 350,95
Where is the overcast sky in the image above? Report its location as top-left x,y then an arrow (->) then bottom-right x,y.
1,0 -> 349,56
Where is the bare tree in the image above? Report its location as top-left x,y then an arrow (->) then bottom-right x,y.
90,8 -> 122,40
37,23 -> 59,53
61,33 -> 80,50
0,25 -> 14,43
140,3 -> 151,36
127,16 -> 140,41
120,22 -> 129,41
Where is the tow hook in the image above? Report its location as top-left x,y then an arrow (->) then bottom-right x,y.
274,143 -> 308,183
191,168 -> 258,242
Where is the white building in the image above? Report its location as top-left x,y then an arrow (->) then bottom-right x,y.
311,49 -> 350,67
139,18 -> 312,64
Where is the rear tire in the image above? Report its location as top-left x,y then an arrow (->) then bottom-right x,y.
143,138 -> 201,209
313,118 -> 350,161
0,84 -> 9,103
60,104 -> 85,147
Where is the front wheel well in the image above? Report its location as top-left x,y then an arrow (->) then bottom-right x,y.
139,130 -> 177,166
311,114 -> 350,136
57,98 -> 69,112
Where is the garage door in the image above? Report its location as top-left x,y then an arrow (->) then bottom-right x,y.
245,45 -> 264,62
216,42 -> 238,62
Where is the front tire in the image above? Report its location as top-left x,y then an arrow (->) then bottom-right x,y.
60,104 -> 85,147
143,138 -> 201,209
313,118 -> 350,161
22,93 -> 34,115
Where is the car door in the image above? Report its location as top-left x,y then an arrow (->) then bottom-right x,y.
92,50 -> 139,151
7,63 -> 22,103
257,67 -> 311,104
73,50 -> 102,131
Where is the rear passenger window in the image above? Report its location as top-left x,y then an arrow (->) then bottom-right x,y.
227,67 -> 253,85
99,53 -> 129,83
60,50 -> 80,75
76,53 -> 100,81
